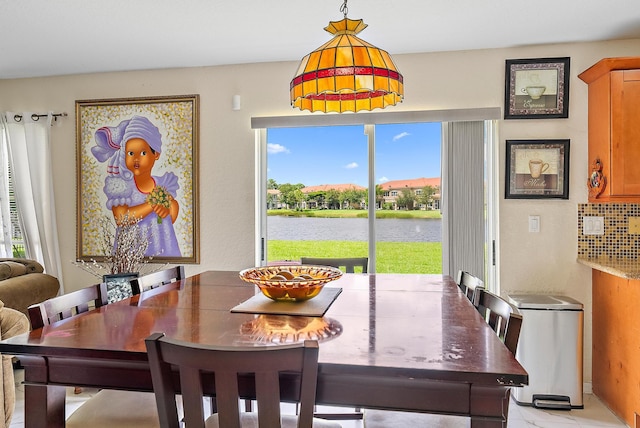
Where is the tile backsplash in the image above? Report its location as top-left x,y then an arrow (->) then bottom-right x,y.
578,203 -> 640,259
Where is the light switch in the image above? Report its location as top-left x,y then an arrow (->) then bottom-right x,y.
629,217 -> 640,235
528,215 -> 540,233
583,216 -> 605,236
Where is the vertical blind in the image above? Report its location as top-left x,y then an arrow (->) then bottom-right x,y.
441,121 -> 486,281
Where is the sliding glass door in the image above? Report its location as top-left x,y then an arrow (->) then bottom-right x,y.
265,125 -> 369,267
373,123 -> 442,273
260,122 -> 442,274
252,109 -> 499,289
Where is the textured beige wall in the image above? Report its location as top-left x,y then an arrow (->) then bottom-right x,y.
1,38 -> 639,384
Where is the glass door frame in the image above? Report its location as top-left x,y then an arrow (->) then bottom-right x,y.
251,108 -> 501,289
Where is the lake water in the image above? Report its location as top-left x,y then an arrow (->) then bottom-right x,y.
268,216 -> 442,242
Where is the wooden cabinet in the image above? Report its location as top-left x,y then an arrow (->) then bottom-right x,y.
591,270 -> 640,427
579,57 -> 640,202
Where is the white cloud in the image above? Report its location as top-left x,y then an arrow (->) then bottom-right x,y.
267,143 -> 290,154
345,162 -> 358,169
378,176 -> 389,183
392,132 -> 410,141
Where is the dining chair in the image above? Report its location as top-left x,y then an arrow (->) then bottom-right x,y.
300,257 -> 368,273
475,288 -> 523,355
456,270 -> 484,306
27,283 -> 164,428
300,256 -> 367,420
130,265 -> 185,295
27,282 -> 108,330
145,333 -> 342,428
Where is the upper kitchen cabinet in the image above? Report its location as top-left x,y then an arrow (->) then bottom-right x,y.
579,57 -> 640,202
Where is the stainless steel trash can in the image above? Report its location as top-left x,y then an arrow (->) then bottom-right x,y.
507,294 -> 584,410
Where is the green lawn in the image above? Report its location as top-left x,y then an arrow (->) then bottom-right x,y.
268,240 -> 442,274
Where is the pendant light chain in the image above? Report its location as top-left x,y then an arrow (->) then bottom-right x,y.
340,0 -> 348,18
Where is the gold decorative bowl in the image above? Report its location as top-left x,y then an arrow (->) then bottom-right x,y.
239,265 -> 343,302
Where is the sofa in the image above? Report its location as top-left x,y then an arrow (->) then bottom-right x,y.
0,258 -> 60,317
0,259 -> 59,427
0,301 -> 30,427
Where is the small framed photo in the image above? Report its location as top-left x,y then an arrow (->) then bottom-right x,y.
505,139 -> 570,199
504,57 -> 570,119
103,272 -> 139,304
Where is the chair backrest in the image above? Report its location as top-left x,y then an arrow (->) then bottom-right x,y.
475,288 -> 523,355
457,270 -> 484,305
145,333 -> 320,428
300,257 -> 368,273
130,266 -> 185,295
28,282 -> 108,330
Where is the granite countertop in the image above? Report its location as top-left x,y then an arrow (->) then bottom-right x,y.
577,257 -> 640,280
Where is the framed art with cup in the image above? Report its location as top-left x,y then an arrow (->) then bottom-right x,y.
504,57 -> 570,119
505,139 -> 570,199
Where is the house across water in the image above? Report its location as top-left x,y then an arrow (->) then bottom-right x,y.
267,178 -> 441,210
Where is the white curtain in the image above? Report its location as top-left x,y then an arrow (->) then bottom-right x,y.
0,124 -> 13,257
2,112 -> 64,292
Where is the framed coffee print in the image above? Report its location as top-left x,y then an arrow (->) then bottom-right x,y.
76,95 -> 200,263
505,139 -> 570,199
504,57 -> 570,119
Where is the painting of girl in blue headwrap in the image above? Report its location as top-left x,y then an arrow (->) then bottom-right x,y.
91,115 -> 181,257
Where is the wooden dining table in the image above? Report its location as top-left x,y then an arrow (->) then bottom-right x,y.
0,271 -> 527,427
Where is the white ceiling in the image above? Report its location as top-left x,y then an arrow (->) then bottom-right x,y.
1,0 -> 639,79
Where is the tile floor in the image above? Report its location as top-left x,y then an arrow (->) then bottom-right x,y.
10,368 -> 629,427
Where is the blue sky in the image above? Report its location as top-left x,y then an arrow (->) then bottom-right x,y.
267,122 -> 442,187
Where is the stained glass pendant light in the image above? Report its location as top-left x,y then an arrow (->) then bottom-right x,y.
290,0 -> 404,113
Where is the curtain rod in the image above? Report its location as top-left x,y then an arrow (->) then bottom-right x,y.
12,112 -> 68,123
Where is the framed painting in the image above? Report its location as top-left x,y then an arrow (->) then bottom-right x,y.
504,57 -> 570,119
505,139 -> 570,199
76,95 -> 200,263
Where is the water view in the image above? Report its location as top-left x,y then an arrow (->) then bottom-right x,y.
268,216 -> 442,242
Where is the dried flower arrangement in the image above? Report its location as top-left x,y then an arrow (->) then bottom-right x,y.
73,213 -> 164,278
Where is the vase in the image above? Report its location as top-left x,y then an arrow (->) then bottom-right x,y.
102,272 -> 139,304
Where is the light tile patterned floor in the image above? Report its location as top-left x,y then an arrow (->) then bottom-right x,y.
10,369 -> 629,427
508,394 -> 628,428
